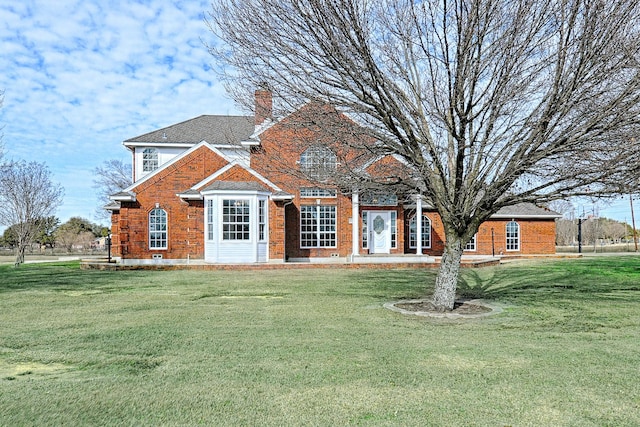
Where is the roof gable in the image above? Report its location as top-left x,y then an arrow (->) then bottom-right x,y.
190,162 -> 285,194
119,142 -> 231,194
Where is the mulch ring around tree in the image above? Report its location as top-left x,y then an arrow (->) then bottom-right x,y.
384,299 -> 502,319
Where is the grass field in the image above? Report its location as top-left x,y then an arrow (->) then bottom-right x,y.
1,258 -> 639,426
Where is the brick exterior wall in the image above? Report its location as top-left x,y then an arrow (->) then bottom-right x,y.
112,145 -> 229,260
111,102 -> 558,261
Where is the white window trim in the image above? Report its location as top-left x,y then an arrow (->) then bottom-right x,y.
220,198 -> 252,243
409,214 -> 432,249
258,199 -> 267,242
300,205 -> 337,248
148,207 -> 168,250
142,148 -> 159,173
506,221 -> 520,251
465,234 -> 477,251
300,187 -> 337,198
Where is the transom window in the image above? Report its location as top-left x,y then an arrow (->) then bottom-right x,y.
300,187 -> 337,198
299,146 -> 337,181
143,148 -> 159,172
149,208 -> 167,249
506,221 -> 520,251
300,205 -> 336,248
223,199 -> 250,241
409,215 -> 431,248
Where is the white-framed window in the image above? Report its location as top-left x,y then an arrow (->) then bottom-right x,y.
258,199 -> 266,241
300,205 -> 336,248
506,221 -> 520,251
149,208 -> 167,249
300,146 -> 337,181
143,148 -> 159,172
390,211 -> 397,248
465,234 -> 477,251
409,215 -> 431,248
362,211 -> 368,249
300,187 -> 337,198
206,199 -> 214,241
222,199 -> 250,241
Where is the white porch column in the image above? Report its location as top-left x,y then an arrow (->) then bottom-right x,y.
416,195 -> 423,255
351,191 -> 360,258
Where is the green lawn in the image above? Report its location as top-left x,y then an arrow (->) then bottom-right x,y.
1,258 -> 639,426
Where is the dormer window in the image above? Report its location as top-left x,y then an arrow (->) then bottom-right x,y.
143,148 -> 159,172
300,146 -> 337,181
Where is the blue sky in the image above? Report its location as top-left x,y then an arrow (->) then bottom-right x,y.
0,0 -> 637,230
0,0 -> 238,228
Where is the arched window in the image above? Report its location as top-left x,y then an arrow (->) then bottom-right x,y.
506,221 -> 520,251
149,208 -> 167,249
143,148 -> 159,172
409,215 -> 431,248
299,146 -> 337,181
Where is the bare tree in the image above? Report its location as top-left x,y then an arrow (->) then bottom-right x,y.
92,159 -> 132,220
0,161 -> 64,266
208,0 -> 640,310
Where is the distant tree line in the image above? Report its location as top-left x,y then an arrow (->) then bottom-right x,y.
0,216 -> 109,253
556,217 -> 634,247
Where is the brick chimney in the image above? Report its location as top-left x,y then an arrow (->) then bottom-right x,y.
254,88 -> 272,126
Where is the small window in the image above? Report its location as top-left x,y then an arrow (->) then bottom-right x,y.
506,221 -> 520,251
390,211 -> 397,249
300,187 -> 337,198
143,148 -> 159,172
465,234 -> 477,251
206,200 -> 214,241
409,215 -> 431,248
258,199 -> 266,241
222,200 -> 250,241
300,146 -> 337,181
362,211 -> 368,249
149,208 -> 167,249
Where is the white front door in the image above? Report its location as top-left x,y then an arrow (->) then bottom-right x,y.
369,211 -> 391,254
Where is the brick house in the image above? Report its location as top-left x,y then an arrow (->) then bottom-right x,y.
107,90 -> 560,264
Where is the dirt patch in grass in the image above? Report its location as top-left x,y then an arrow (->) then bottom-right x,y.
1,362 -> 73,381
385,299 -> 499,319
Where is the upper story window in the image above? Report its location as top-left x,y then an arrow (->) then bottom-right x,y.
506,221 -> 520,251
300,146 -> 337,181
149,208 -> 167,249
143,148 -> 159,172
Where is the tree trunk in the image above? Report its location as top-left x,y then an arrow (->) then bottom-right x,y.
14,244 -> 26,267
432,235 -> 464,311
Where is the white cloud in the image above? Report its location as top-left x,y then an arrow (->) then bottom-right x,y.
0,0 -> 239,226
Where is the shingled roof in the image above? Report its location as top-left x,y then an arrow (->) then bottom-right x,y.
124,115 -> 255,146
493,203 -> 561,218
200,181 -> 270,192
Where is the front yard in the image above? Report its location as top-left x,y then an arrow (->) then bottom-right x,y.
1,258 -> 639,426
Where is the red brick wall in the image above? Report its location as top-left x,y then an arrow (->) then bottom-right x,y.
408,213 -> 557,256
114,145 -> 229,260
251,103 -> 365,259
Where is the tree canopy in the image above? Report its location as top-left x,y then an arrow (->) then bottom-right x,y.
208,0 -> 640,309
